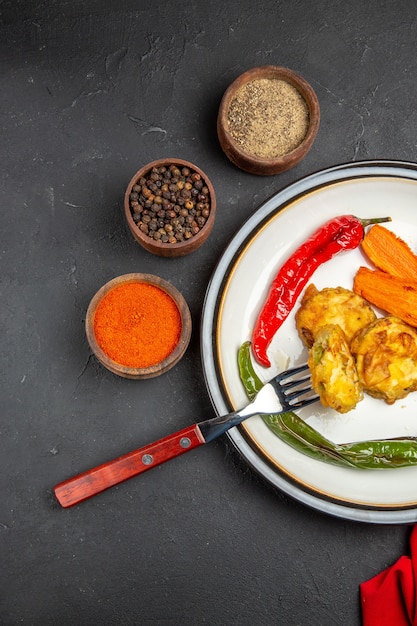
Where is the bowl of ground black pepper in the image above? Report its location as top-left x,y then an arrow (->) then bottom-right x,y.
85,273 -> 192,379
217,66 -> 320,176
124,158 -> 216,257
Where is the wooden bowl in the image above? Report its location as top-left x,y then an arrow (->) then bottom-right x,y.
124,158 -> 216,257
217,66 -> 320,176
85,273 -> 192,379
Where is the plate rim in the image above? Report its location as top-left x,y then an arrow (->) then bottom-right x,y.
200,159 -> 417,524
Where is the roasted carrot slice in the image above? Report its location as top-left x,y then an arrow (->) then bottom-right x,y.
353,266 -> 417,327
361,224 -> 417,280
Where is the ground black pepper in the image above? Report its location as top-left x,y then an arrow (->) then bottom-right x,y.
129,165 -> 211,244
227,78 -> 309,159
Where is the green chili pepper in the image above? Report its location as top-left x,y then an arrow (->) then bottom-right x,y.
237,341 -> 262,401
237,341 -> 417,470
339,439 -> 417,469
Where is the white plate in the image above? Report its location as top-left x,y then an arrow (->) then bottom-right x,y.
201,160 -> 417,524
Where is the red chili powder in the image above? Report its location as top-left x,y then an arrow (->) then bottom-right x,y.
93,282 -> 182,368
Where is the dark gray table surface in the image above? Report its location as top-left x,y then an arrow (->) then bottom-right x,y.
1,1 -> 416,624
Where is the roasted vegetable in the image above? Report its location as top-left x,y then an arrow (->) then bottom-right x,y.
350,316 -> 417,404
309,324 -> 362,413
353,266 -> 417,328
361,224 -> 417,280
295,284 -> 376,348
251,215 -> 391,368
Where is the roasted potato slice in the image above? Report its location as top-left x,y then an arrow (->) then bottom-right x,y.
350,316 -> 417,404
295,284 -> 376,348
308,324 -> 363,414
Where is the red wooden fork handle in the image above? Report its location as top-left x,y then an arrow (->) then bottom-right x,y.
53,424 -> 205,508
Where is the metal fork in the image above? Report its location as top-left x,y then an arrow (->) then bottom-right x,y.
54,363 -> 317,508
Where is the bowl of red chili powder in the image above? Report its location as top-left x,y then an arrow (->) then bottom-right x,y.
124,158 -> 216,257
217,66 -> 320,176
85,273 -> 192,379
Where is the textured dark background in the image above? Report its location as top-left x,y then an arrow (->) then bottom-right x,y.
1,1 -> 417,624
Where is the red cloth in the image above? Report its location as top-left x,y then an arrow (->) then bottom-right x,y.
360,526 -> 417,626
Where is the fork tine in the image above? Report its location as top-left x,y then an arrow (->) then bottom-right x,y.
270,362 -> 319,411
278,374 -> 311,391
290,395 -> 320,410
284,385 -> 316,403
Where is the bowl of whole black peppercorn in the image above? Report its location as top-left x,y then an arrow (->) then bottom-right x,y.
124,158 -> 216,257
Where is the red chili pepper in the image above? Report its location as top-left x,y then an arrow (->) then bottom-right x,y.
251,214 -> 392,367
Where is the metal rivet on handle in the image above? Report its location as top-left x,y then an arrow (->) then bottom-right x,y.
180,437 -> 191,448
142,454 -> 153,465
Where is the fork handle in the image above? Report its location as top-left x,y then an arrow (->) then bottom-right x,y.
53,424 -> 205,508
